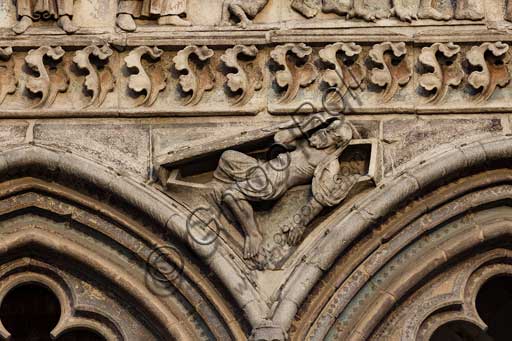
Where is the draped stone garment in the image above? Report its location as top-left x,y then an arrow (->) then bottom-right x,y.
118,0 -> 186,17
213,150 -> 291,203
16,0 -> 73,19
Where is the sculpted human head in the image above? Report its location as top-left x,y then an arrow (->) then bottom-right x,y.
309,120 -> 352,149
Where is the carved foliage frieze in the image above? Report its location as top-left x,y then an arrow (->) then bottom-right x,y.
467,42 -> 511,103
125,46 -> 167,107
319,42 -> 366,97
0,47 -> 17,106
270,43 -> 318,104
221,45 -> 263,106
25,46 -> 69,108
418,42 -> 464,104
1,41 -> 512,114
173,45 -> 215,106
73,45 -> 115,109
369,42 -> 412,103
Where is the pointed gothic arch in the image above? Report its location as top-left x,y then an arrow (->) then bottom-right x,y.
268,134 -> 512,340
0,144 -> 251,340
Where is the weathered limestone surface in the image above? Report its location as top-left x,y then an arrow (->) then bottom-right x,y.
1,1 -> 512,340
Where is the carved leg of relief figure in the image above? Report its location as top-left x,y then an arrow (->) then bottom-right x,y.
454,0 -> 483,20
223,189 -> 263,260
392,0 -> 418,22
418,0 -> 451,20
507,0 -> 512,22
13,16 -> 33,34
117,13 -> 137,31
230,4 -> 253,28
158,15 -> 191,26
350,0 -> 377,21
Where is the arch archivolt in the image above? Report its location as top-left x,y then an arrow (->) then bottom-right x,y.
289,165 -> 512,340
0,173 -> 248,340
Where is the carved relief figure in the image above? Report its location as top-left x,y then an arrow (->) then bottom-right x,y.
116,0 -> 191,32
13,0 -> 78,34
221,0 -> 270,28
211,116 -> 357,259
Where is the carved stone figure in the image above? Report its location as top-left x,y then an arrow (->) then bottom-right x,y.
292,0 -> 483,22
116,0 -> 190,32
13,0 -> 78,34
221,0 -> 270,28
211,115 -> 357,259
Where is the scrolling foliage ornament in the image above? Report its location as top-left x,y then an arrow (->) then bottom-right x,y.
173,45 -> 215,106
271,43 -> 318,104
221,45 -> 263,106
0,47 -> 17,105
125,46 -> 167,107
73,45 -> 116,108
25,46 -> 70,108
319,42 -> 366,97
467,41 -> 511,103
418,42 -> 464,104
369,42 -> 412,103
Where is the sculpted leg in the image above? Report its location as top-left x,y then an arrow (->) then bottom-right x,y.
418,0 -> 450,20
157,15 -> 191,26
223,190 -> 263,260
454,0 -> 483,20
57,15 -> 78,33
350,0 -> 377,21
13,16 -> 33,34
230,4 -> 252,28
507,0 -> 512,21
117,13 -> 137,31
392,0 -> 418,22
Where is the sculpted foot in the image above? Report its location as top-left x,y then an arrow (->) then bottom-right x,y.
456,9 -> 483,20
418,7 -> 451,20
117,13 -> 137,31
287,226 -> 305,246
12,16 -> 33,34
57,15 -> 78,33
158,15 -> 192,26
244,232 -> 262,259
393,7 -> 417,22
350,7 -> 377,22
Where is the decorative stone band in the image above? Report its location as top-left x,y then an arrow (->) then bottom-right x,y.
0,41 -> 511,116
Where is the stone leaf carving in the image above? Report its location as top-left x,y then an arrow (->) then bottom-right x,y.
125,46 -> 167,107
0,47 -> 17,105
467,42 -> 511,103
369,42 -> 412,103
418,42 -> 464,104
73,45 -> 115,108
319,42 -> 366,97
173,46 -> 215,106
221,45 -> 263,106
25,46 -> 69,108
271,43 -> 318,104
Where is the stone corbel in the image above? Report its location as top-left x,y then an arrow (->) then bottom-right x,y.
73,45 -> 116,108
221,45 -> 263,106
0,47 -> 17,105
25,46 -> 69,108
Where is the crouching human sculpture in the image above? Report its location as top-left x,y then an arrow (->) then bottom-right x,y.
116,0 -> 191,32
211,116 -> 360,259
13,0 -> 78,34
